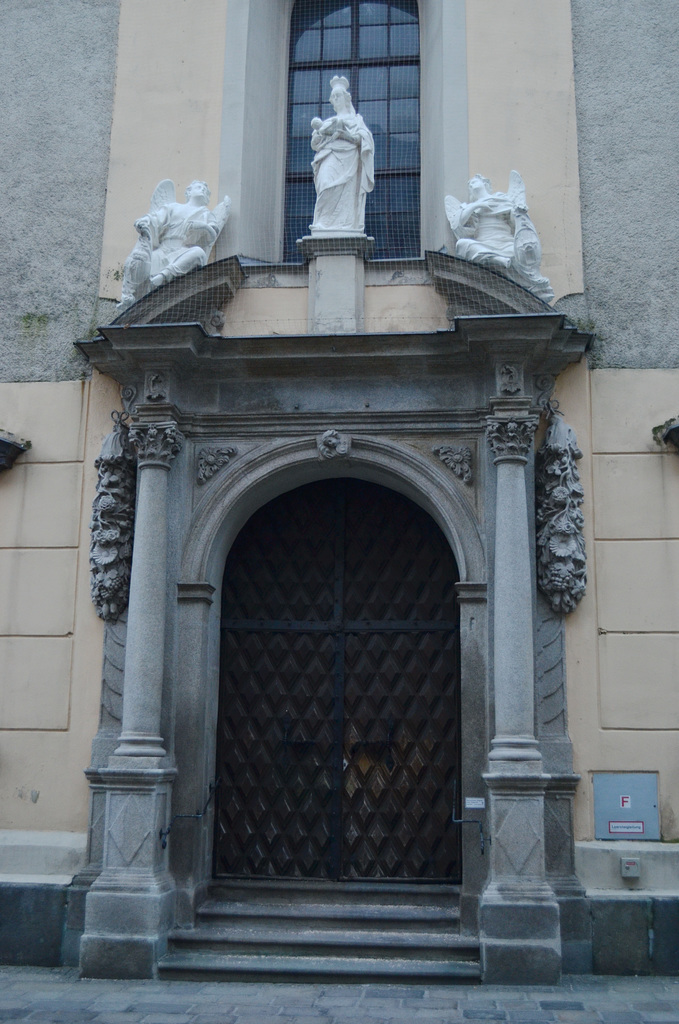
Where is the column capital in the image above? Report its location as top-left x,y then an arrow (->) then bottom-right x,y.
486,416 -> 538,464
129,421 -> 184,469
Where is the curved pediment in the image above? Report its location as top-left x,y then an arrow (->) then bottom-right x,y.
426,251 -> 555,319
110,255 -> 245,330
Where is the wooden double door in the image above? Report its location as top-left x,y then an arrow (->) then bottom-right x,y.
214,479 -> 461,881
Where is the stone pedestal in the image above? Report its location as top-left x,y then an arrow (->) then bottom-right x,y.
481,770 -> 561,983
80,765 -> 176,978
480,398 -> 561,983
298,235 -> 374,333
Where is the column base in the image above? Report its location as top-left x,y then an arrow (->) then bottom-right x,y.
489,735 -> 542,761
114,733 -> 167,757
480,882 -> 562,984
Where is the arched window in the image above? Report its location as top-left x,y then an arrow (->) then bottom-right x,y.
285,0 -> 420,261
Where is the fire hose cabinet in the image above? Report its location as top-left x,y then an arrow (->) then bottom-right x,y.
593,773 -> 660,840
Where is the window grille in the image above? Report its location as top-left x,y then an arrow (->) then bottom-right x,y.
285,0 -> 421,261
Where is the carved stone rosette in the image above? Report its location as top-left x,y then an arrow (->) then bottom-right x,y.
433,444 -> 473,483
90,412 -> 137,621
317,429 -> 351,459
197,445 -> 236,484
535,413 -> 587,614
129,421 -> 184,468
486,416 -> 538,463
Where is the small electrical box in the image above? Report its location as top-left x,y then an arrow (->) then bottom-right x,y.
593,773 -> 660,840
620,857 -> 641,878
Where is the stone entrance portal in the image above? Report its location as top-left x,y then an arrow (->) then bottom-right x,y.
214,478 -> 461,882
76,259 -> 590,981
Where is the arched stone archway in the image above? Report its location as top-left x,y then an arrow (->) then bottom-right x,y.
180,432 -> 486,589
171,435 -> 488,923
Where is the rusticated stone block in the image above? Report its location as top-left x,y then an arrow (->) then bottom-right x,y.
591,898 -> 652,975
0,882 -> 67,966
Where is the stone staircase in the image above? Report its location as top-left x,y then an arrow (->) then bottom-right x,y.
158,879 -> 481,982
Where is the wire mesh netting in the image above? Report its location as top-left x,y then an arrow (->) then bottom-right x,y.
106,1 -> 565,334
285,0 -> 420,261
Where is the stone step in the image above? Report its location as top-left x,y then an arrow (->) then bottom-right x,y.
157,950 -> 481,984
168,923 -> 478,961
207,878 -> 461,909
197,898 -> 460,931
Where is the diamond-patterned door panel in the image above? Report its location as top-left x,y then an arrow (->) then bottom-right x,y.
214,479 -> 461,881
343,630 -> 460,879
221,483 -> 337,622
215,630 -> 336,877
343,482 -> 459,622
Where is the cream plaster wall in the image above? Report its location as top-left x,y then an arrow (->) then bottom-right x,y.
0,373 -> 121,831
558,366 -> 679,841
364,284 -> 448,335
99,0 -> 582,321
221,287 -> 309,337
99,0 -> 229,300
464,0 -> 583,303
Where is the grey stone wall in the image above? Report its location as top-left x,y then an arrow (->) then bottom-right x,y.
0,0 -> 120,383
559,0 -> 679,368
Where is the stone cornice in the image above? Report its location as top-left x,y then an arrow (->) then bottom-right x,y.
76,314 -> 590,393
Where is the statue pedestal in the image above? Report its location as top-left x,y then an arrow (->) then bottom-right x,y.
297,235 -> 374,334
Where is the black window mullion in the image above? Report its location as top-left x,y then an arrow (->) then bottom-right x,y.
351,0 -> 360,63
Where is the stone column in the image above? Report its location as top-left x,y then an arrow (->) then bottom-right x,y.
80,421 -> 182,979
486,410 -> 540,764
115,421 -> 183,757
479,399 -> 562,984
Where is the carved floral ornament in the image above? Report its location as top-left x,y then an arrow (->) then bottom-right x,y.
129,421 -> 184,468
89,411 -> 137,622
486,417 -> 538,462
197,445 -> 236,484
535,411 -> 587,614
433,445 -> 473,484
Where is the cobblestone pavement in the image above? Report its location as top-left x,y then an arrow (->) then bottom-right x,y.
1,969 -> 679,1024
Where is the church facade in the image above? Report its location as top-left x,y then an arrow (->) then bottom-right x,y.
1,0 -> 679,982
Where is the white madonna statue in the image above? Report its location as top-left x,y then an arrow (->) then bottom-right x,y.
445,172 -> 553,303
117,180 -> 231,311
310,76 -> 375,237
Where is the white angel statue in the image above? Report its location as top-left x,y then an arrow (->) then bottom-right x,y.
444,172 -> 553,303
117,180 -> 231,311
